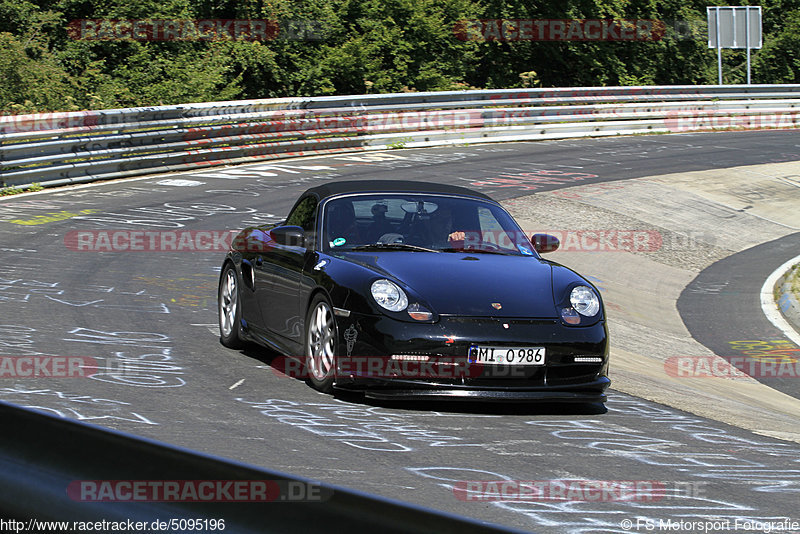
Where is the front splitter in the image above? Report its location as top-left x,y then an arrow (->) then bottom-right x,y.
336,387 -> 607,403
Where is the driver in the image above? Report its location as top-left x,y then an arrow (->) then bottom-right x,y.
428,206 -> 466,247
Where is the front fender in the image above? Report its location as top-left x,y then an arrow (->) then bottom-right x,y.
550,263 -> 605,326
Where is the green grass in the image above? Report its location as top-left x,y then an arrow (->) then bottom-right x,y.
790,263 -> 800,302
387,136 -> 415,149
0,183 -> 44,196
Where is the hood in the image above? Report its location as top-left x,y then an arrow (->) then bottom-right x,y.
340,251 -> 556,318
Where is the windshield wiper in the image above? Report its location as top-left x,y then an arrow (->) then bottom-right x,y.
351,243 -> 439,253
440,247 -> 511,255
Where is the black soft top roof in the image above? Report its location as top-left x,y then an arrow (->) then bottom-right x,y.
303,180 -> 493,201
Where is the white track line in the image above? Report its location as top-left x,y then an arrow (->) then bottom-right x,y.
760,254 -> 800,346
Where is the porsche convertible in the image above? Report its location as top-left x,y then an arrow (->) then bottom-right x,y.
218,180 -> 609,402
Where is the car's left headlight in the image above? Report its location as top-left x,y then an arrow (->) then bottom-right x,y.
570,285 -> 600,316
371,279 -> 408,312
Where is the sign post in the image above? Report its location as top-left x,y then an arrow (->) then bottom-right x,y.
707,6 -> 762,84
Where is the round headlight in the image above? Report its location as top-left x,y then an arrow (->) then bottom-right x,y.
570,285 -> 600,316
371,279 -> 408,312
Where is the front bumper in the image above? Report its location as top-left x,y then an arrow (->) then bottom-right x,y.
352,377 -> 610,403
333,312 -> 609,401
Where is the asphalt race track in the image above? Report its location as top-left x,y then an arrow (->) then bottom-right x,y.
1,131 -> 799,533
679,233 -> 800,399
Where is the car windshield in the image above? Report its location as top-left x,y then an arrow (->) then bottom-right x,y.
321,193 -> 536,256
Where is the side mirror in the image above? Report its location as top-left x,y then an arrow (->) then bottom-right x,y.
531,233 -> 559,254
270,226 -> 306,247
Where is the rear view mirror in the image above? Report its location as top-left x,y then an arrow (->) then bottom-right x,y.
531,233 -> 560,253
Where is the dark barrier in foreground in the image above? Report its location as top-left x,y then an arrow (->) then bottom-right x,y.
0,401 -> 520,533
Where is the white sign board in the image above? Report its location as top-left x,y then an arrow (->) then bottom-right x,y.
708,6 -> 762,49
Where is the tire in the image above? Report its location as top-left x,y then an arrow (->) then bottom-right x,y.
218,264 -> 244,349
305,294 -> 337,393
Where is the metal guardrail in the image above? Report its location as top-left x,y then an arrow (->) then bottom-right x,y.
0,401 -> 520,532
1,84 -> 800,189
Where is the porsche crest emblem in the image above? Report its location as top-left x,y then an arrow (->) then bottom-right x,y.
491,302 -> 502,310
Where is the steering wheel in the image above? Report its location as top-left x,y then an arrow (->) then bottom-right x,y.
378,233 -> 405,244
456,239 -> 501,251
476,241 -> 501,251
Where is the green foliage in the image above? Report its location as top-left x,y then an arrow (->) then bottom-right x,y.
387,136 -> 414,149
790,263 -> 800,303
0,182 -> 44,195
751,2 -> 800,84
0,8 -> 78,112
0,0 -> 797,114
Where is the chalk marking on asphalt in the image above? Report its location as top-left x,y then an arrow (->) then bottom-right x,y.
229,379 -> 245,390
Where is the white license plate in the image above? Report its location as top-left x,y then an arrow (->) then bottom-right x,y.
468,346 -> 546,365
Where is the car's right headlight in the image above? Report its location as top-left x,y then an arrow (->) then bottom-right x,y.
371,279 -> 409,312
570,285 -> 600,317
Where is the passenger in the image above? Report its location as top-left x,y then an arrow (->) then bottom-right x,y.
326,202 -> 361,246
365,203 -> 393,242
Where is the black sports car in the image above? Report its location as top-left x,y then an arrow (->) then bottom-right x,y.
218,180 -> 609,402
